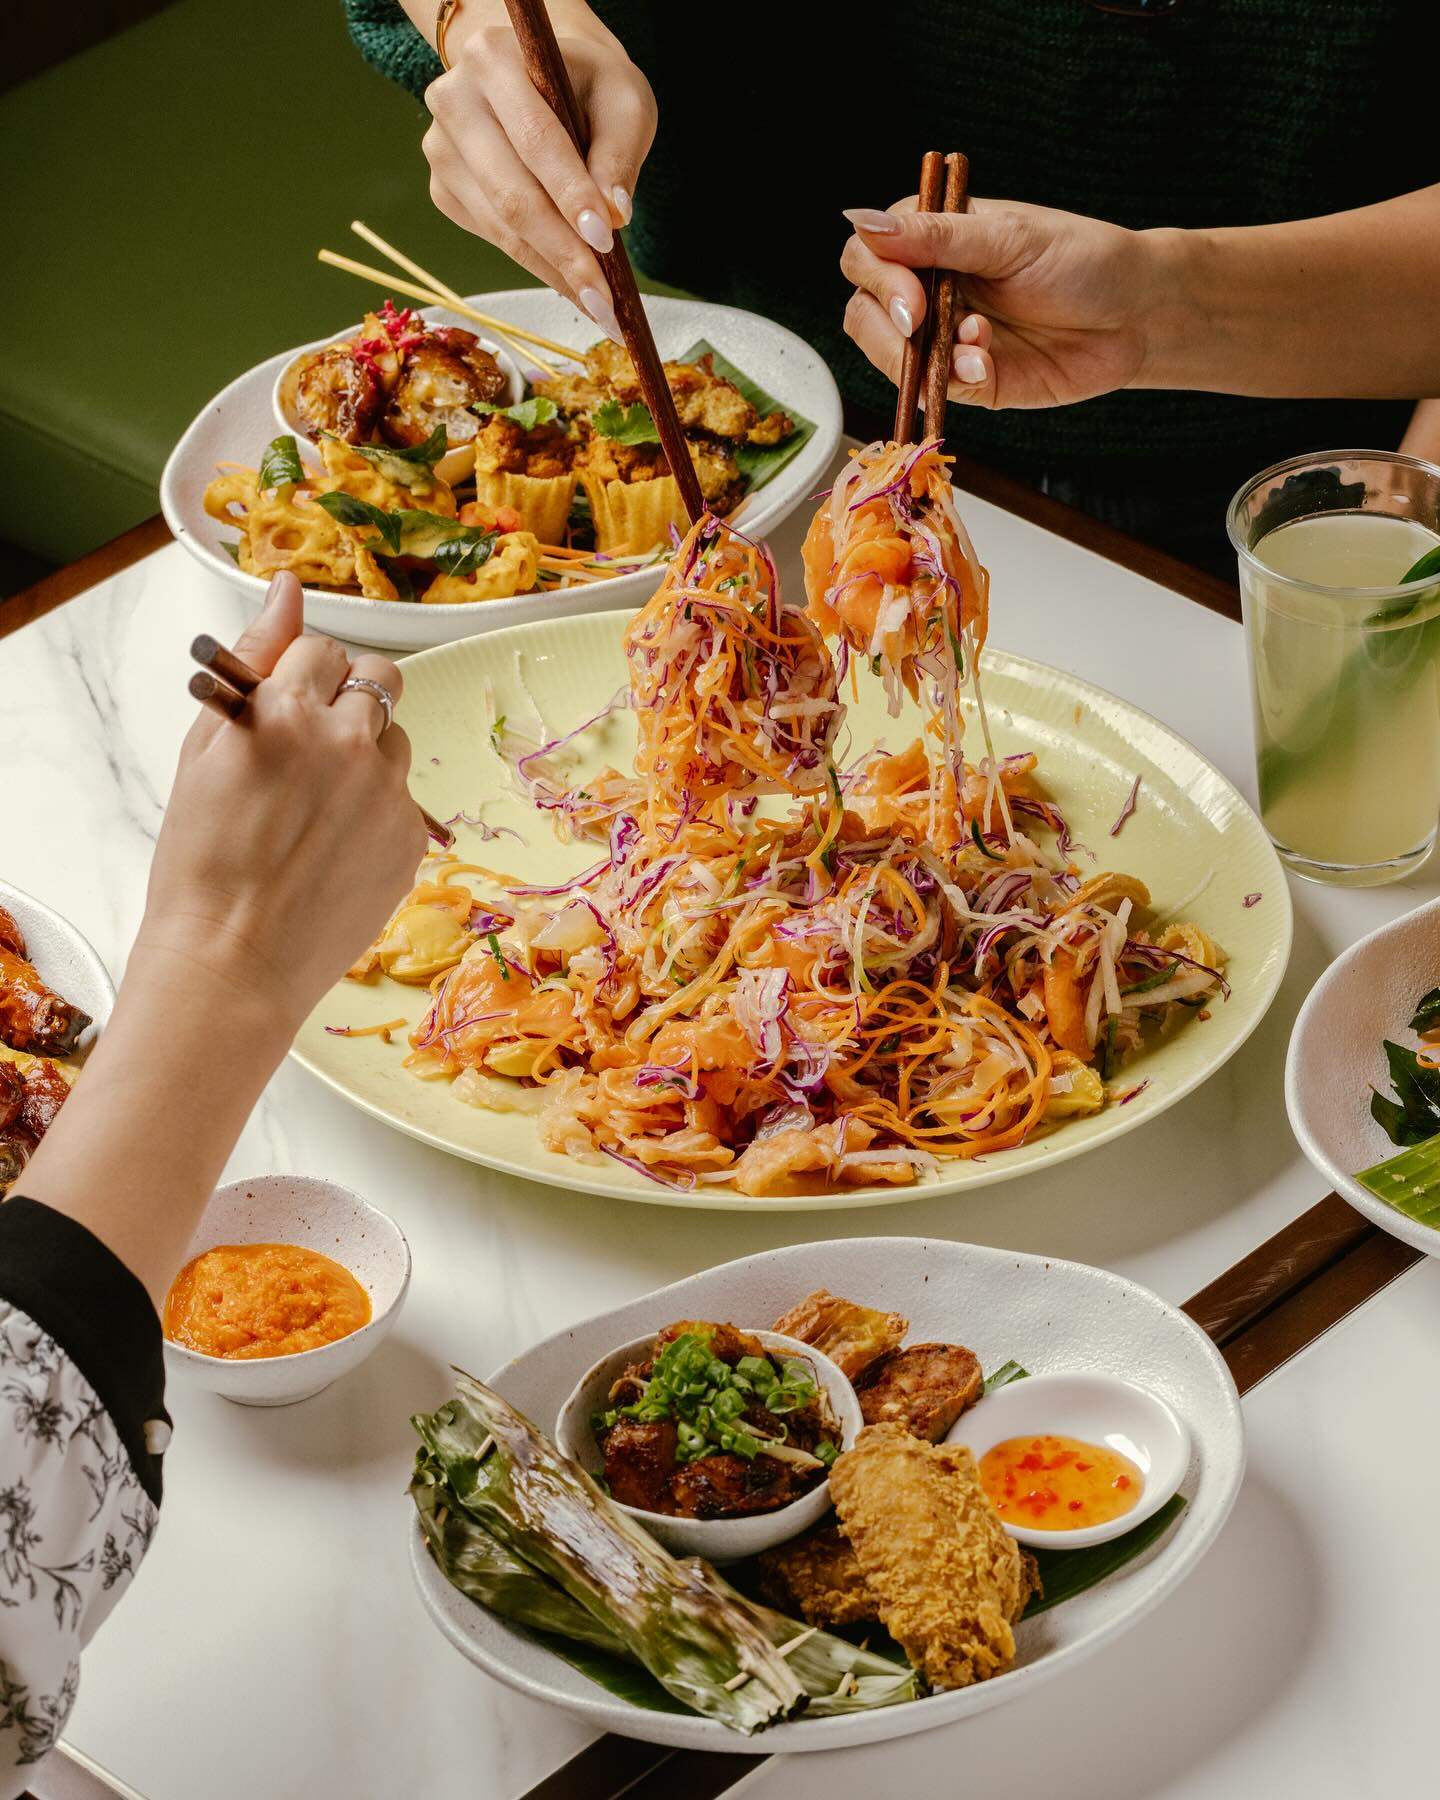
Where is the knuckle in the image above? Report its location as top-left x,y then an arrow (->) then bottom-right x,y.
493,183 -> 532,234
508,107 -> 554,163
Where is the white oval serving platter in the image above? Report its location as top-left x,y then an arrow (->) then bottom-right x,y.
410,1234 -> 1244,1753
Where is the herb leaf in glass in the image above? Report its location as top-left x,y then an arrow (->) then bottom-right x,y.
1227,450 -> 1440,886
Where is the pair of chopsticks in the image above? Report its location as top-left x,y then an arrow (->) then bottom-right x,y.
319,222 -> 586,380
188,636 -> 457,850
892,150 -> 970,446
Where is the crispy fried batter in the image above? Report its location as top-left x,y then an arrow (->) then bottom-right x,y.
536,342 -> 790,447
854,1343 -> 983,1441
770,1288 -> 908,1379
757,1524 -> 877,1627
830,1423 -> 1036,1689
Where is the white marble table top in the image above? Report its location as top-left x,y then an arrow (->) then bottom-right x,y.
2,453 -> 1435,1798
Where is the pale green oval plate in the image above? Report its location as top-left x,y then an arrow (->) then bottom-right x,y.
293,614 -> 1291,1209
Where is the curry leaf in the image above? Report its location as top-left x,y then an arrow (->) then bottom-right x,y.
257,433 -> 303,492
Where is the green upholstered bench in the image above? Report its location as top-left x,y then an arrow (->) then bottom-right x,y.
3,0 -> 676,572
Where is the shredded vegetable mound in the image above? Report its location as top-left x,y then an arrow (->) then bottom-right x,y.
347,508 -> 1227,1196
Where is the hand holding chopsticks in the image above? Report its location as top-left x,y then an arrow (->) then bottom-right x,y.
187,575 -> 455,851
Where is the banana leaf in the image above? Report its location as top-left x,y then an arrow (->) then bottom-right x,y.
1024,1494 -> 1188,1615
677,339 -> 816,492
412,1382 -> 919,1725
1357,1130 -> 1440,1228
415,1375 -> 806,1731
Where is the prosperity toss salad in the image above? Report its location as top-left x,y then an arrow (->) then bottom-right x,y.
345,438 -> 1228,1195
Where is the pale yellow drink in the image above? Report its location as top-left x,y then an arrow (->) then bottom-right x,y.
1241,509 -> 1440,883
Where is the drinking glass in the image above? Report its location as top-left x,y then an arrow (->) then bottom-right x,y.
1227,450 -> 1440,886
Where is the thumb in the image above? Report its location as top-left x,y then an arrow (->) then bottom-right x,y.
843,200 -> 1033,281
232,572 -> 304,677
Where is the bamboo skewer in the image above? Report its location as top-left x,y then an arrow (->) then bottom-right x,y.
317,248 -> 566,379
346,220 -> 588,366
187,635 -> 456,850
501,0 -> 705,525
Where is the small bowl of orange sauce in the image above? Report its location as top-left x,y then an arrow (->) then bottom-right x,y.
162,1175 -> 411,1407
950,1372 -> 1191,1549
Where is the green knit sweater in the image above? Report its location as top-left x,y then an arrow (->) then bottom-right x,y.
343,0 -> 1426,485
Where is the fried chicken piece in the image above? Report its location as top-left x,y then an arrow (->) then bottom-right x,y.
854,1343 -> 984,1442
670,1451 -> 805,1520
771,1289 -> 908,1379
830,1423 -> 1036,1689
292,343 -> 384,444
0,948 -> 91,1056
536,342 -> 790,448
382,331 -> 507,448
600,1418 -> 678,1514
757,1523 -> 877,1627
0,907 -> 25,959
654,1319 -> 770,1363
472,413 -> 576,479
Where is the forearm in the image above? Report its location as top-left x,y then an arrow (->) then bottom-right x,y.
18,935 -> 295,1310
1140,184 -> 1440,398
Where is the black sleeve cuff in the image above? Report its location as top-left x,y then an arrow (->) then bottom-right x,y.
0,1196 -> 169,1507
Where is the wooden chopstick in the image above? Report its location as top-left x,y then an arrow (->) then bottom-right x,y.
892,150 -> 946,443
317,249 -> 564,379
922,152 -> 970,443
501,0 -> 706,525
188,636 -> 456,850
347,221 -> 588,367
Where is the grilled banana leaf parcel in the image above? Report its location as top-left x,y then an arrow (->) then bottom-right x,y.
411,1376 -> 919,1728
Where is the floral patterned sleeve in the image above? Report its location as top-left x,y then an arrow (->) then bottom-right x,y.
0,1200 -> 168,1796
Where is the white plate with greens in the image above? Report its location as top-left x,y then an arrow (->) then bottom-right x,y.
408,1235 -> 1244,1752
161,291 -> 841,652
1287,895 -> 1440,1255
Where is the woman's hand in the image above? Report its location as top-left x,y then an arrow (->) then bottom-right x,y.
840,196 -> 1171,411
137,573 -> 427,1032
421,0 -> 657,341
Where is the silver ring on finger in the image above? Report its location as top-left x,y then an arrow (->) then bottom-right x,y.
337,676 -> 395,735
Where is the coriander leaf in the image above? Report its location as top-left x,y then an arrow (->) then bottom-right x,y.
594,399 -> 661,445
1411,987 -> 1440,1034
320,426 -> 447,490
258,433 -> 304,492
473,396 -> 558,432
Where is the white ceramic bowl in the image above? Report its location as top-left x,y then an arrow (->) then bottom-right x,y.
1287,894 -> 1440,1257
271,310 -> 526,488
555,1327 -> 861,1561
162,289 -> 843,651
951,1371 -> 1191,1549
162,1174 -> 411,1407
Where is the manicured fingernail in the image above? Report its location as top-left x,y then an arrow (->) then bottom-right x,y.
842,207 -> 901,234
264,573 -> 284,607
579,285 -> 624,346
958,314 -> 982,344
953,349 -> 987,384
888,297 -> 915,338
610,185 -> 632,225
576,208 -> 614,253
